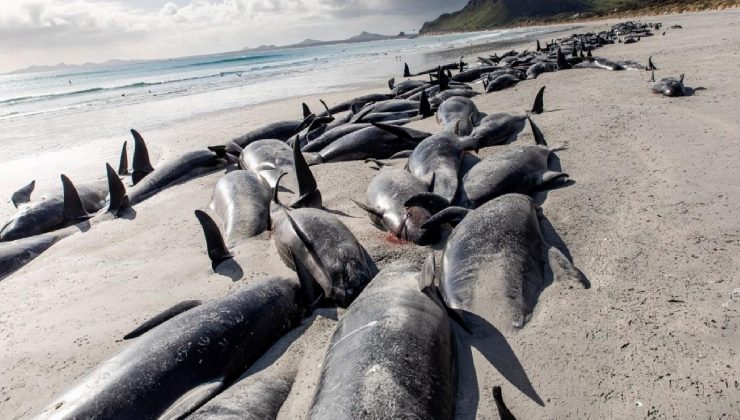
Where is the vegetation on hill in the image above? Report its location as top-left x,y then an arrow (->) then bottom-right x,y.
420,0 -> 739,33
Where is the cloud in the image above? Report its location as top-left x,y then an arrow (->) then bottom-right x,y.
0,0 -> 467,72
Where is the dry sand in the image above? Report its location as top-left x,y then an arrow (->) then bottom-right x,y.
1,8 -> 739,419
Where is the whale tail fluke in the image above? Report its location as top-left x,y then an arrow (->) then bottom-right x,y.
531,86 -> 545,115
131,129 -> 154,185
105,163 -> 130,217
118,141 -> 129,176
61,175 -> 91,222
194,210 -> 233,270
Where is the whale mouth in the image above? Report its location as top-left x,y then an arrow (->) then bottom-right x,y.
394,212 -> 411,242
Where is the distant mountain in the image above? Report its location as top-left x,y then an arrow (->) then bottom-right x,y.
420,0 -> 731,33
9,59 -> 140,75
244,31 -> 415,52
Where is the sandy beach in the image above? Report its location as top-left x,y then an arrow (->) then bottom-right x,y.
1,8 -> 739,419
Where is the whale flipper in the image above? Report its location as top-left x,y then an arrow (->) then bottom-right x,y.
290,135 -> 322,209
404,192 -> 449,214
420,206 -> 471,230
131,129 -> 154,185
123,300 -> 202,340
388,77 -> 395,91
118,141 -> 129,175
105,163 -> 130,217
194,210 -> 233,269
61,175 -> 90,221
159,380 -> 224,420
11,180 -> 35,207
351,199 -> 383,219
281,209 -> 333,298
290,250 -> 324,309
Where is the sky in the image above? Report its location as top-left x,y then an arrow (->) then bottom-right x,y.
0,0 -> 469,73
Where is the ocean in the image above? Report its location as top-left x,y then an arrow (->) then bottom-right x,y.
0,26 -> 559,157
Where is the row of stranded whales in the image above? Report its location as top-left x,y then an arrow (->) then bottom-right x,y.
1,18 -> 689,419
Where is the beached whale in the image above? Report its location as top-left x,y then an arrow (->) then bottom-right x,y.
437,96 -> 486,136
422,193 -> 585,331
457,119 -> 568,208
459,87 -> 545,149
308,263 -> 455,420
272,208 -> 377,307
0,228 -> 74,280
407,131 -> 474,203
209,171 -> 272,243
233,139 -> 294,188
650,70 -> 687,97
190,312 -> 336,420
317,93 -> 392,117
209,138 -> 322,243
0,175 -> 105,242
37,268 -> 322,419
354,167 -> 442,245
301,123 -> 371,153
228,104 -> 314,148
304,123 -> 430,165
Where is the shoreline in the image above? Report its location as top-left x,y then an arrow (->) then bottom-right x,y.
1,9 -> 739,419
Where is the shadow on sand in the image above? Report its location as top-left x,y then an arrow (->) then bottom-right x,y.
214,258 -> 245,282
453,313 -> 544,420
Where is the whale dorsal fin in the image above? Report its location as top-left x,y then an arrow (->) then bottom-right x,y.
117,141 -> 128,175
388,77 -> 395,91
319,99 -> 333,118
105,163 -> 129,217
419,90 -> 432,117
130,129 -> 154,185
403,63 -> 411,78
123,300 -> 202,340
302,103 -> 311,119
290,135 -> 322,209
11,180 -> 35,207
493,386 -> 517,420
531,86 -> 545,115
194,210 -> 233,269
61,175 -> 90,221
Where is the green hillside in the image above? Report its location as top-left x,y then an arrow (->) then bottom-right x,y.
419,0 -> 737,33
